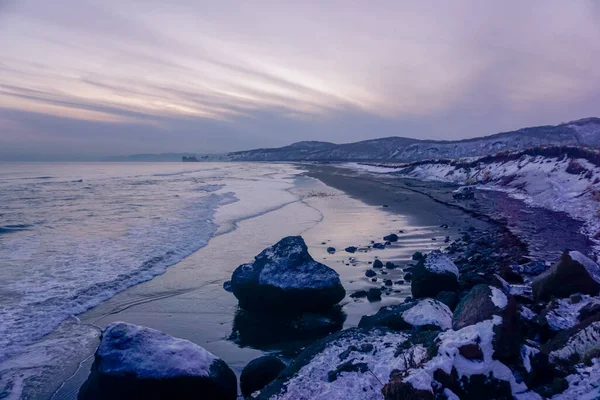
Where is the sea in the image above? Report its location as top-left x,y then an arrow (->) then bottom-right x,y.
0,162 -> 445,399
0,162 -> 310,398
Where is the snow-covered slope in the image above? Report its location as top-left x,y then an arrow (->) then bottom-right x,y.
227,118 -> 600,162
385,146 -> 600,244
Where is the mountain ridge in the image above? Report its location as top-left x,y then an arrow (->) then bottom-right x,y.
227,117 -> 600,162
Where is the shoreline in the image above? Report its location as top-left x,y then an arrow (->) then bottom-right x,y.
48,165 -> 476,399
20,162 -> 597,399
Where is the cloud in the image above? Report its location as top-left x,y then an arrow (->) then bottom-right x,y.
0,0 -> 599,159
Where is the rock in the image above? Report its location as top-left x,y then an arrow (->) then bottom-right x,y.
326,247 -> 336,254
385,262 -> 396,269
384,279 -> 393,286
579,300 -> 600,321
373,259 -> 384,269
78,323 -> 237,400
223,280 -> 232,292
256,328 -> 431,400
240,356 -> 286,397
571,293 -> 583,304
365,269 -> 377,278
411,251 -> 459,299
230,308 -> 345,350
383,234 -> 399,242
404,272 -> 412,281
373,243 -> 386,249
412,252 -> 424,261
345,246 -> 358,253
394,280 -> 405,285
532,251 -> 600,301
382,379 -> 434,400
350,290 -> 368,299
543,312 -> 600,371
371,278 -> 377,282
231,236 -> 345,313
367,288 -> 382,302
435,291 -> 459,311
381,270 -> 388,275
452,284 -> 521,361
359,298 -> 452,331
458,344 -> 484,360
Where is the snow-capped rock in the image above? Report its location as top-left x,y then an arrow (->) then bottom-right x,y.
533,251 -> 600,301
411,251 -> 460,299
231,236 -> 345,313
452,285 -> 521,361
78,322 -> 237,400
256,328 -> 431,400
358,298 -> 452,331
391,316 -> 529,399
551,357 -> 600,399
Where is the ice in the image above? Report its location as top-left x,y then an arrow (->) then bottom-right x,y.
97,322 -> 217,378
424,251 -> 460,277
402,298 -> 453,330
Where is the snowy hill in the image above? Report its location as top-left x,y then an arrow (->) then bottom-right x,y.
357,146 -> 600,245
227,118 -> 600,162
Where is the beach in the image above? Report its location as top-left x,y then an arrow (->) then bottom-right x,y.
2,162 -> 593,399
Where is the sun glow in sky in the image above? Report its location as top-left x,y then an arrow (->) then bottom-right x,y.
1,0 -> 599,159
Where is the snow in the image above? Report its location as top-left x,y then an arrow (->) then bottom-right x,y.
544,295 -> 595,331
269,329 -> 429,400
394,152 -> 600,250
342,163 -> 404,174
403,316 -> 528,395
97,322 -> 217,379
519,305 -> 537,321
490,286 -> 508,309
521,345 -> 540,373
259,260 -> 341,290
569,251 -> 600,284
552,357 -> 600,400
402,299 -> 453,330
549,321 -> 600,364
424,251 -> 460,277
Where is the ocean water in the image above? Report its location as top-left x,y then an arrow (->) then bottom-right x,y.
0,162 -> 304,398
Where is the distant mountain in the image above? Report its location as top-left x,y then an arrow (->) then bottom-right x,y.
227,117 -> 600,162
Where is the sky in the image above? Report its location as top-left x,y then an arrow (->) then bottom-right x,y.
0,0 -> 599,160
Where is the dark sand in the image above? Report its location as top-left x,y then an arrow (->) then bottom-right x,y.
306,164 -> 595,262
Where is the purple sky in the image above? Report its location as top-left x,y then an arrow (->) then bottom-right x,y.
1,0 -> 599,159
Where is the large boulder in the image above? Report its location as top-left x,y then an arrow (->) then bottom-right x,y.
359,298 -> 452,332
452,285 -> 521,362
256,327 -> 434,400
411,251 -> 459,299
78,322 -> 237,400
240,356 -> 286,397
532,251 -> 600,301
231,236 -> 346,313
